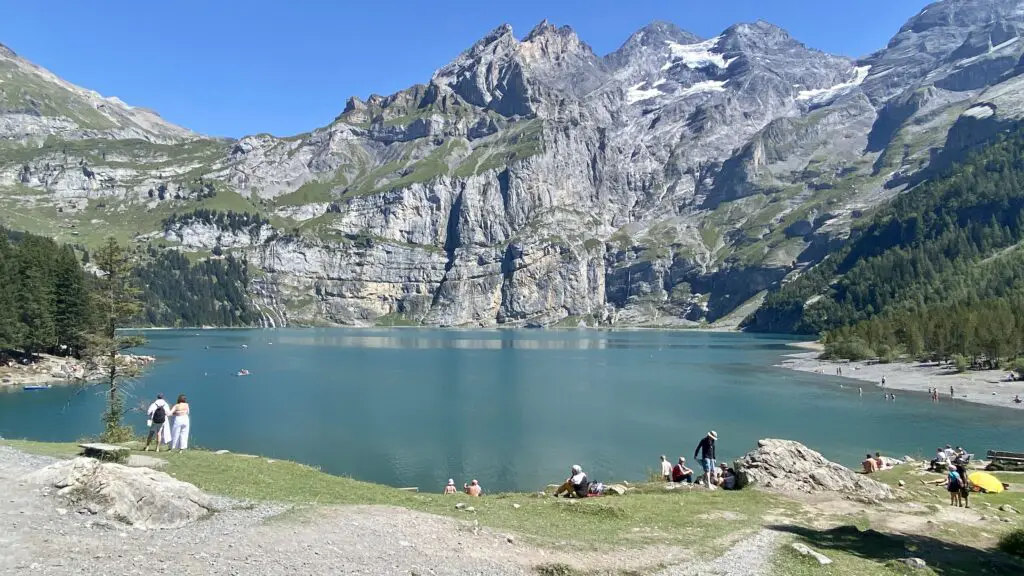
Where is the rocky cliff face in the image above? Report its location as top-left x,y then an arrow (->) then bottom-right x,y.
3,0 -> 1024,327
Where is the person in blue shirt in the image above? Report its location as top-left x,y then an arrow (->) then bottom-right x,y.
945,465 -> 964,507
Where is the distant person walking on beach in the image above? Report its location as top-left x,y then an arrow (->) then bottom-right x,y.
659,455 -> 671,482
169,394 -> 191,451
694,431 -> 717,488
443,479 -> 457,495
950,385 -> 955,399
143,394 -> 170,452
881,376 -> 886,387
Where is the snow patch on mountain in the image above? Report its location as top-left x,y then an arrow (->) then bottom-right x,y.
626,82 -> 665,104
679,80 -> 728,97
796,65 -> 871,102
662,37 -> 733,71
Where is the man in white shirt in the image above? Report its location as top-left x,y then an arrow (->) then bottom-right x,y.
144,393 -> 171,452
660,455 -> 671,482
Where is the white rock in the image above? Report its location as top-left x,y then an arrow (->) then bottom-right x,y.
790,542 -> 832,565
901,557 -> 927,569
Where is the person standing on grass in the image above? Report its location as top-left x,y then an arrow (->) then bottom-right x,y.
169,394 -> 191,451
946,465 -> 963,507
694,431 -> 717,488
143,393 -> 170,452
659,455 -> 671,482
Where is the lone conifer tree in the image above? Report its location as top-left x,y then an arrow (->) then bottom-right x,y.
89,237 -> 145,443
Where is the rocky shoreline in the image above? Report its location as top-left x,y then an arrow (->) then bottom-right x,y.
0,353 -> 156,390
779,344 -> 1024,410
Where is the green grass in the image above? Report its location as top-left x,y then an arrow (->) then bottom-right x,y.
7,439 -> 1024,573
273,180 -> 339,207
0,439 -> 782,553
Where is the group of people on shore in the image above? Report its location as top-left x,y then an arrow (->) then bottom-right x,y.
442,431 -> 734,497
142,393 -> 191,452
928,445 -> 973,508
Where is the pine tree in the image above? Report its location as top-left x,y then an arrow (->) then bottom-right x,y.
0,234 -> 23,351
16,238 -> 56,357
88,238 -> 146,443
53,246 -> 90,356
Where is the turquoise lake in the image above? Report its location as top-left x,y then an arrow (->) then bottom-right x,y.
1,329 -> 1022,493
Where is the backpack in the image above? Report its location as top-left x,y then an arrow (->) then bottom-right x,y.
152,403 -> 166,424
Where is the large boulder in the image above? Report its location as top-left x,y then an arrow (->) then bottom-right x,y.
24,457 -> 214,529
734,439 -> 896,500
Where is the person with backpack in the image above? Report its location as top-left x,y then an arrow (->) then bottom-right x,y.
144,393 -> 171,452
946,465 -> 964,507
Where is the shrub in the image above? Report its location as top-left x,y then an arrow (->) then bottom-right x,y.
824,337 -> 874,361
999,528 -> 1024,559
951,354 -> 970,373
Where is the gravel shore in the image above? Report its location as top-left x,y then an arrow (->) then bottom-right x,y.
779,346 -> 1024,410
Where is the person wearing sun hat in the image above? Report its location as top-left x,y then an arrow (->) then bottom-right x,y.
443,478 -> 457,495
694,430 -> 718,488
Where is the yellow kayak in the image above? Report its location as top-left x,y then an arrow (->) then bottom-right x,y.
968,471 -> 1005,493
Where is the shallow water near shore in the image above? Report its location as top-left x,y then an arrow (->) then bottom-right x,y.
1,329 -> 1022,492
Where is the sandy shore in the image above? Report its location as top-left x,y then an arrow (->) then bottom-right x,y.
0,353 -> 155,390
779,344 -> 1024,411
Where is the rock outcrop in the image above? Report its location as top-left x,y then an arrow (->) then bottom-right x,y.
24,457 -> 214,529
734,439 -> 896,500
4,0 -> 1024,328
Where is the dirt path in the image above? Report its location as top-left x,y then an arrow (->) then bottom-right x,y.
1,446 -> 784,576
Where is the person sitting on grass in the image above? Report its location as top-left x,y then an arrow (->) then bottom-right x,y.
874,452 -> 888,470
443,479 -> 457,495
554,465 -> 589,498
463,479 -> 482,497
862,453 -> 879,474
930,447 -> 949,472
714,463 -> 737,490
672,457 -> 694,484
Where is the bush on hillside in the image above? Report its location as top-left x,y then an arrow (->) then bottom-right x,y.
999,528 -> 1024,559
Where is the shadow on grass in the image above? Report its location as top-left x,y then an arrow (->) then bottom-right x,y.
768,523 -> 1024,575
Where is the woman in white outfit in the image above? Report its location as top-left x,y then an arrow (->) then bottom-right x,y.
169,394 -> 191,451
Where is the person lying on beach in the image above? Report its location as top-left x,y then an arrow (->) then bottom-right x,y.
862,454 -> 879,474
463,479 -> 482,497
672,457 -> 694,483
554,465 -> 590,498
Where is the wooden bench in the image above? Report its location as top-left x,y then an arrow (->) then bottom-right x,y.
79,443 -> 130,463
986,450 -> 1024,472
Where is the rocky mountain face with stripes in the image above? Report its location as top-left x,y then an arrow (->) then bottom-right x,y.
2,0 -> 1024,327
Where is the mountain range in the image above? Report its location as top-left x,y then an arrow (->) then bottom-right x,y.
2,0 -> 1024,328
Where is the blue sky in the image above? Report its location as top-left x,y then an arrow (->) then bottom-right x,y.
0,0 -> 930,138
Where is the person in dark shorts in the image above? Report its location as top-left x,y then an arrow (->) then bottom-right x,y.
144,393 -> 170,452
694,431 -> 717,488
